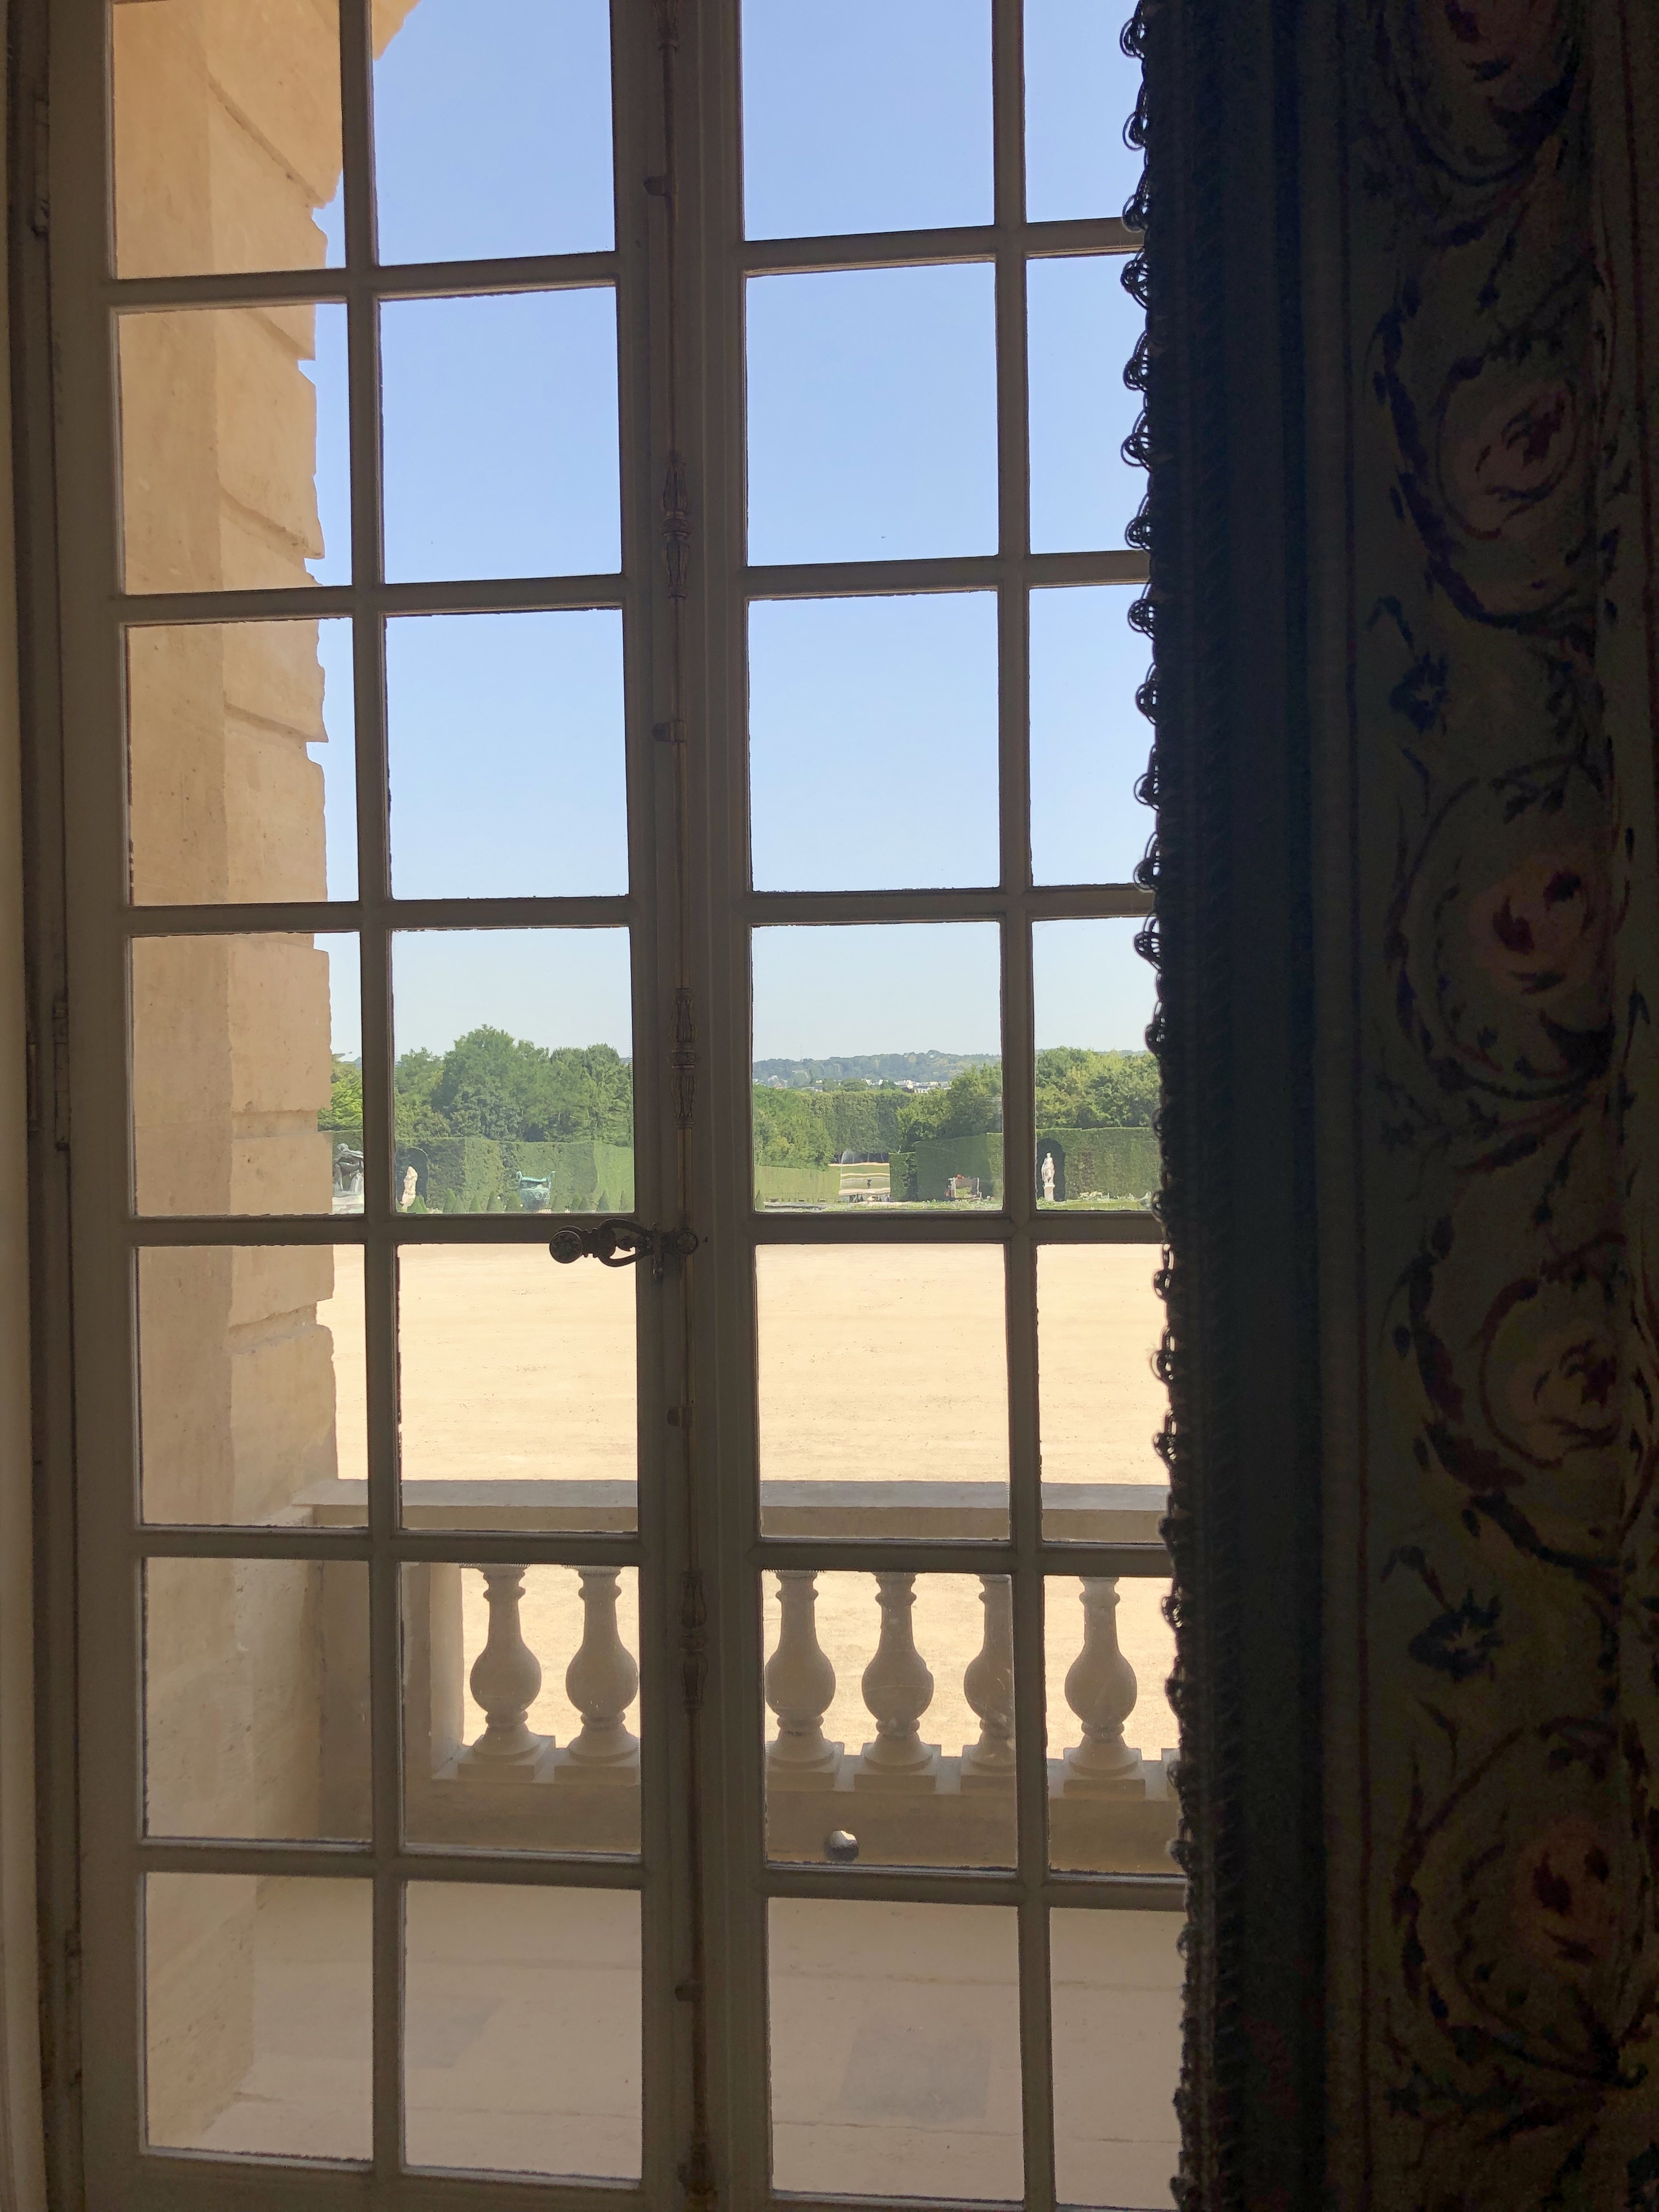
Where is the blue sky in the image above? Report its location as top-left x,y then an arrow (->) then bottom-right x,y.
300,0 -> 1148,1065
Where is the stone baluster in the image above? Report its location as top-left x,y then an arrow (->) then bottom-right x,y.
765,1571 -> 842,1788
855,1573 -> 940,1792
960,1573 -> 1015,1789
557,1568 -> 640,1782
1060,1578 -> 1146,1798
462,1566 -> 548,1772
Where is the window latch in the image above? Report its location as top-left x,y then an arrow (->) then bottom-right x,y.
548,1218 -> 699,1278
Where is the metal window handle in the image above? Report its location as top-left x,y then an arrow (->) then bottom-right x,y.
548,1218 -> 699,1275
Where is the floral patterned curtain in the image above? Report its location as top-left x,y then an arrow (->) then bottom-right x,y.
1330,1 -> 1659,2199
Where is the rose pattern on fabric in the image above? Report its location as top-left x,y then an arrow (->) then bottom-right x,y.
1346,0 -> 1659,2199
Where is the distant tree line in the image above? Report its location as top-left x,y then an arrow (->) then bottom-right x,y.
322,1037 -> 1156,1167
750,1050 -> 1156,1168
753,1050 -> 999,1090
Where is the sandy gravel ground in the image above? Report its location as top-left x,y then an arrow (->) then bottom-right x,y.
317,1242 -> 1176,1764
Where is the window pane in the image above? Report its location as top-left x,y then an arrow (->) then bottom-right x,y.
769,1899 -> 1023,2199
749,595 -> 998,892
1051,1908 -> 1182,2206
145,1559 -> 368,1841
1028,257 -> 1143,553
119,304 -> 349,594
112,0 -> 344,278
757,1246 -> 1008,1536
1024,2 -> 1143,224
742,0 -> 992,240
145,1874 -> 370,2158
388,611 -> 627,899
764,1571 -> 1016,1869
138,1245 -> 365,1525
1039,1246 -> 1167,1533
381,292 -> 620,583
404,1884 -> 640,2176
752,923 -> 1002,1210
396,1246 -> 636,1532
128,619 -> 356,905
747,267 -> 998,565
1030,586 -> 1148,888
403,1565 -> 640,1853
131,932 -> 358,1216
373,0 -> 614,264
391,927 -> 633,1215
1046,1576 -> 1177,1875
1032,917 -> 1158,1211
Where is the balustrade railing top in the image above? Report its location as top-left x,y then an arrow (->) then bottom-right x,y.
296,1477 -> 1171,1543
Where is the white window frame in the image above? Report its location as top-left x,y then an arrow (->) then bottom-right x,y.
21,0 -> 1178,2204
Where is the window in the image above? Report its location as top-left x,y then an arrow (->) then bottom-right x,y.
38,0 -> 1173,2203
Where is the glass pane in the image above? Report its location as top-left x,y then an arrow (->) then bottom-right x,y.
742,0 -> 992,240
749,595 -> 998,893
131,932 -> 359,1216
119,304 -> 349,595
752,923 -> 1002,1210
1050,1909 -> 1182,2207
769,1899 -> 1022,2199
1030,586 -> 1148,887
1039,1246 -> 1166,1536
145,1874 -> 370,2158
145,1559 -> 368,1841
757,1246 -> 1007,1536
764,1571 -> 1015,1869
747,267 -> 997,565
1032,917 -> 1158,1211
112,0 -> 344,278
138,1245 -> 365,1525
388,611 -> 627,899
405,1884 -> 640,2177
1028,257 -> 1143,552
373,0 -> 614,264
391,928 -> 633,1216
1024,2 -> 1144,224
396,1247 -> 635,1530
403,1565 -> 640,1853
128,619 -> 356,905
1046,1576 -> 1177,1875
381,292 -> 620,583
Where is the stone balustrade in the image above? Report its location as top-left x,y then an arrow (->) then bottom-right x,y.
299,1479 -> 1178,1867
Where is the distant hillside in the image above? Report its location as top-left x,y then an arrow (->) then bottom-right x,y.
752,1051 -> 1000,1090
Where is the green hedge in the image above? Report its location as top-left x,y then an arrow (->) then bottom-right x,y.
1036,1126 -> 1160,1203
871,1127 -> 1162,1205
392,1137 -> 635,1214
907,1132 -> 1005,1202
751,1085 -> 906,1167
754,1163 -> 843,1207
